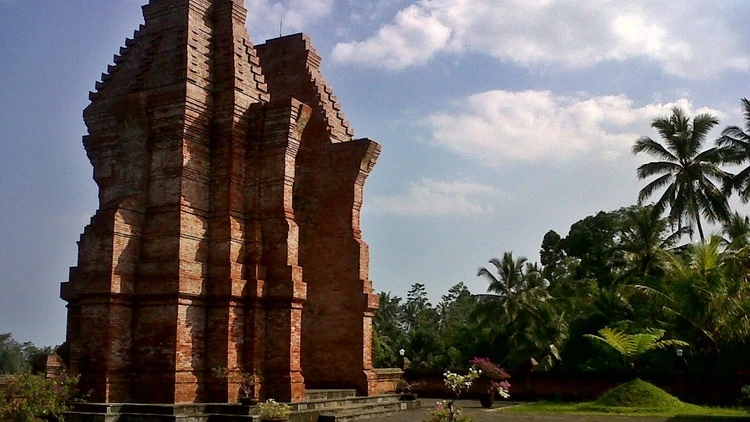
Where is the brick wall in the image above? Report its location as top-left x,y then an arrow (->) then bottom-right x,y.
61,0 -> 380,404
404,368 -> 746,405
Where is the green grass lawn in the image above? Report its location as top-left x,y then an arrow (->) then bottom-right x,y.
504,379 -> 750,419
507,401 -> 750,418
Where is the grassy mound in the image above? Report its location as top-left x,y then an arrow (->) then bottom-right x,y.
508,379 -> 750,418
594,378 -> 683,408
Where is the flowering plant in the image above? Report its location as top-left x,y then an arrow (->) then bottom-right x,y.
468,357 -> 509,380
0,372 -> 79,421
469,357 -> 510,398
422,401 -> 472,422
440,368 -> 480,422
491,380 -> 511,398
257,399 -> 291,420
443,368 -> 480,397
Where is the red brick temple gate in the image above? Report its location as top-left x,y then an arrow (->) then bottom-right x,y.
60,0 -> 380,404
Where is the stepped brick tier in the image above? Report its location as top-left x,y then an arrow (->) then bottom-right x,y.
60,0 -> 380,404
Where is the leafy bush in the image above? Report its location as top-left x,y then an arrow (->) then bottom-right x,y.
396,379 -> 422,394
741,384 -> 750,406
0,372 -> 78,421
211,366 -> 260,399
257,399 -> 291,420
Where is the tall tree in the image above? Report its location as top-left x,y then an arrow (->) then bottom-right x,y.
0,333 -> 26,375
476,252 -> 563,369
563,210 -> 626,286
634,236 -> 750,353
633,107 -> 729,242
722,211 -> 750,251
401,283 -> 432,332
718,98 -> 750,201
400,283 -> 446,368
477,252 -> 550,327
372,292 -> 406,367
619,205 -> 685,277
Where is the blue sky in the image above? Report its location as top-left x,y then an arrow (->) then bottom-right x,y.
3,0 -> 750,347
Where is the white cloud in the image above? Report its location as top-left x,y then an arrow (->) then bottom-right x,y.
245,0 -> 333,43
367,178 -> 501,216
332,5 -> 451,70
332,0 -> 750,77
425,90 -> 724,166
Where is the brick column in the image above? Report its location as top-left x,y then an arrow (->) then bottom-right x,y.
249,99 -> 311,402
295,138 -> 380,394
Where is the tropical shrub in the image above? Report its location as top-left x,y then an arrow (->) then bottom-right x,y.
584,327 -> 688,371
212,366 -> 260,399
257,399 -> 291,420
0,372 -> 78,421
422,400 -> 472,422
741,385 -> 750,406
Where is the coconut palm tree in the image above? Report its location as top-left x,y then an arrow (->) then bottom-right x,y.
633,107 -> 730,242
619,206 -> 687,277
477,253 -> 550,327
633,236 -> 750,353
476,252 -> 562,369
722,211 -> 750,251
718,98 -> 750,201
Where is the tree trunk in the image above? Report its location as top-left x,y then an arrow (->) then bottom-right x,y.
695,214 -> 705,243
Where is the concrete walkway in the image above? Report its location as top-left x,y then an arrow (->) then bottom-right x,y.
366,398 -> 750,422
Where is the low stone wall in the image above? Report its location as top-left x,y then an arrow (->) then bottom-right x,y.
404,368 -> 746,405
373,368 -> 403,394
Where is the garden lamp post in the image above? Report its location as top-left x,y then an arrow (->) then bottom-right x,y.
398,348 -> 409,369
675,348 -> 686,398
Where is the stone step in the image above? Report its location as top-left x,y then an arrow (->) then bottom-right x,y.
289,394 -> 417,422
292,394 -> 401,411
199,415 -> 256,421
304,389 -> 358,401
318,399 -> 421,422
65,395 -> 417,422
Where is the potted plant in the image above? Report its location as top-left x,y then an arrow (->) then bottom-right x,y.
257,398 -> 291,422
212,366 -> 261,405
469,357 -> 511,408
396,379 -> 421,400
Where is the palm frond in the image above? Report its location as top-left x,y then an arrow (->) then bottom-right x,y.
742,98 -> 750,133
633,137 -> 676,161
584,327 -> 629,356
637,173 -> 674,203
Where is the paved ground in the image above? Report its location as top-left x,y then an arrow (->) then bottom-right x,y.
367,399 -> 750,422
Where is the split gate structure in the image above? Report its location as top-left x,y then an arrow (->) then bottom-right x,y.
60,0 -> 381,404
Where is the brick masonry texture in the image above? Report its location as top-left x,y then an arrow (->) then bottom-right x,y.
60,0 -> 380,404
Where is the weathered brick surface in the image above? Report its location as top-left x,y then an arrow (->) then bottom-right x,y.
61,0 -> 379,404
